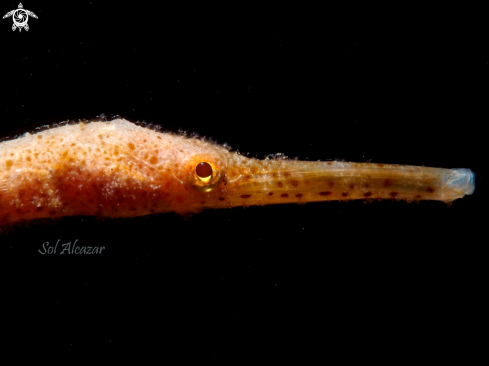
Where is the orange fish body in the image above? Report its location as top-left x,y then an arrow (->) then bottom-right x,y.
0,119 -> 475,226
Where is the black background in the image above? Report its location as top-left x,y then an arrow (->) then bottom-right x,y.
0,2 -> 485,357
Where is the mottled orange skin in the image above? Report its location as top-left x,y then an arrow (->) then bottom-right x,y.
0,119 -> 474,226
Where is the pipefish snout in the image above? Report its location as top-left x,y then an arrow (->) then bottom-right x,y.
0,119 -> 475,226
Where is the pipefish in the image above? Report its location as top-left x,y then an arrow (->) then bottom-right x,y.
0,118 -> 475,226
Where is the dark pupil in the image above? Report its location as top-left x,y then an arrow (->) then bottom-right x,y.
196,162 -> 212,178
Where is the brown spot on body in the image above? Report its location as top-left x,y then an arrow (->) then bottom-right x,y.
427,187 -> 435,193
218,197 -> 226,201
414,195 -> 422,200
319,191 -> 332,196
277,182 -> 283,188
283,172 -> 291,178
328,181 -> 335,188
390,192 -> 398,198
365,184 -> 370,188
349,184 -> 355,189
268,192 -> 274,196
290,180 -> 299,187
377,163 -> 385,168
296,193 -> 303,198
281,193 -> 289,198
342,192 -> 348,197
128,142 -> 135,150
149,156 -> 158,164
241,194 -> 251,199
383,179 -> 393,187
363,192 -> 372,197
5,160 -> 13,169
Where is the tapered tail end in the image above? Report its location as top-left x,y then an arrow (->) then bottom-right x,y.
447,168 -> 475,197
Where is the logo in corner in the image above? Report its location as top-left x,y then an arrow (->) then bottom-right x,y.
3,3 -> 38,32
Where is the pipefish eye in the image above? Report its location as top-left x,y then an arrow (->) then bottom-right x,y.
196,162 -> 213,180
192,160 -> 223,192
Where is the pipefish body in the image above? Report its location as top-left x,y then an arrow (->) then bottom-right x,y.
0,119 -> 475,226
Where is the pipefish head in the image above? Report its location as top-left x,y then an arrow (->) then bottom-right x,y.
104,120 -> 476,215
